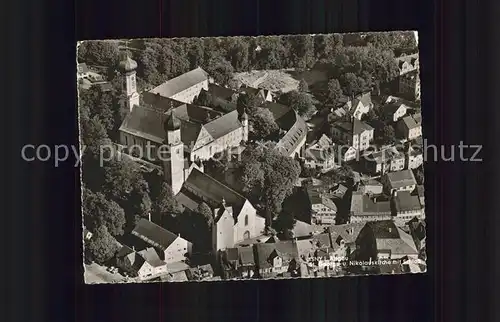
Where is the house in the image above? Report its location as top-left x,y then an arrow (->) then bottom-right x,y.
115,245 -> 168,280
175,169 -> 266,253
254,241 -> 299,278
360,179 -> 384,195
381,169 -> 417,193
306,187 -> 338,225
397,114 -> 422,141
83,227 -> 93,240
186,264 -> 215,281
333,145 -> 357,162
396,54 -> 419,76
331,119 -> 374,151
355,221 -> 419,263
203,83 -> 239,112
77,63 -> 90,79
131,218 -> 192,264
330,183 -> 348,199
347,92 -> 374,120
239,86 -> 273,103
265,102 -> 308,157
391,190 -> 425,225
144,67 -> 209,104
398,70 -> 421,101
328,223 -> 366,257
302,134 -> 336,172
365,147 -> 405,174
406,144 -> 424,169
381,102 -> 408,122
220,245 -> 256,279
349,192 -> 393,223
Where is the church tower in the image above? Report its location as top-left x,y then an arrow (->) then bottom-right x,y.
118,54 -> 140,116
162,112 -> 185,195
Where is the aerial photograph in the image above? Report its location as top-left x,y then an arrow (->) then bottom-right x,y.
78,31 -> 426,284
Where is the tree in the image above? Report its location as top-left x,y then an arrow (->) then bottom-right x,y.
280,90 -> 316,119
298,79 -> 309,92
196,202 -> 214,229
154,183 -> 184,222
83,189 -> 127,236
379,125 -> 396,145
102,157 -> 141,201
225,37 -> 250,71
248,107 -> 279,140
85,225 -> 119,264
236,145 -> 301,226
326,78 -> 344,105
79,86 -> 120,137
237,92 -> 261,114
77,40 -> 120,66
136,46 -> 163,86
341,72 -> 367,98
207,56 -> 234,86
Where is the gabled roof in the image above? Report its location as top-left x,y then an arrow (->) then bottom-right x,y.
181,169 -> 247,214
202,110 -> 243,140
350,192 -> 392,216
384,170 -> 416,189
119,106 -> 168,143
132,219 -> 181,250
137,247 -> 165,267
412,113 -> 422,125
208,83 -> 238,100
328,223 -> 366,246
400,115 -> 419,130
393,191 -> 423,212
149,67 -> 208,98
238,246 -> 255,265
173,104 -> 224,124
255,241 -> 299,267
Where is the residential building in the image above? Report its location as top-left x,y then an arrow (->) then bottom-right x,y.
115,245 -> 168,280
360,179 -> 384,195
396,54 -> 419,76
306,187 -> 338,225
345,92 -> 374,120
349,191 -> 393,223
77,63 -> 90,79
381,169 -> 417,193
397,114 -> 422,141
220,245 -> 256,279
186,264 -> 215,281
204,83 -> 239,111
406,145 -> 424,169
333,145 -> 357,162
365,147 -> 405,174
398,70 -> 421,101
355,220 -> 419,262
144,67 -> 209,104
254,241 -> 299,278
302,134 -> 336,172
265,102 -> 308,157
175,169 -> 266,253
381,102 -> 408,122
391,190 -> 425,225
414,185 -> 425,206
131,218 -> 192,264
239,86 -> 273,103
331,118 -> 374,151
327,223 -> 366,257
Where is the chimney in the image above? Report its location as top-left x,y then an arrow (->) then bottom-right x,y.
148,212 -> 152,222
222,197 -> 226,207
132,246 -> 135,251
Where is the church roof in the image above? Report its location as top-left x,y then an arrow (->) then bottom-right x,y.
149,67 -> 208,98
119,106 -> 167,143
202,110 -> 243,140
132,219 -> 182,250
180,169 -> 247,214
